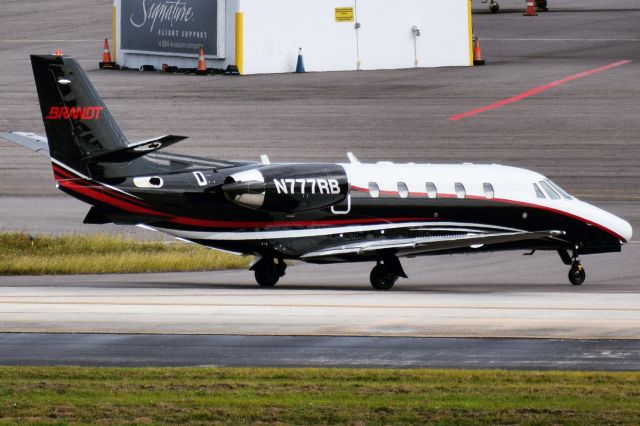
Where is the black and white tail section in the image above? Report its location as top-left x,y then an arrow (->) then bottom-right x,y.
30,54 -> 129,173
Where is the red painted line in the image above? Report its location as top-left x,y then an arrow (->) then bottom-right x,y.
448,60 -> 631,121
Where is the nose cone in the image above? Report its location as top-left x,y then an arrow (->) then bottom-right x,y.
614,215 -> 633,243
577,200 -> 633,243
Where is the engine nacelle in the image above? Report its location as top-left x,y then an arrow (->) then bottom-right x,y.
223,164 -> 349,212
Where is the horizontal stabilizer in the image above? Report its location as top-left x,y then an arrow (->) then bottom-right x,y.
0,132 -> 50,156
87,135 -> 187,162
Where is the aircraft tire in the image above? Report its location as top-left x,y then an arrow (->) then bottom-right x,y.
255,266 -> 279,287
536,0 -> 548,10
568,265 -> 586,286
490,2 -> 500,13
370,264 -> 397,290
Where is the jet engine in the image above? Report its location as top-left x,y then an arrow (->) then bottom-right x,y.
222,164 -> 349,212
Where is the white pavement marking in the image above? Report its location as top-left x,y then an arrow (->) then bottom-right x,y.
1,286 -> 639,338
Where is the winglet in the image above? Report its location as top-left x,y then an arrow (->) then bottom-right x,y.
347,152 -> 360,164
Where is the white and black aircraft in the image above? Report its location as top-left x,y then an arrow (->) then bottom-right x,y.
2,54 -> 632,289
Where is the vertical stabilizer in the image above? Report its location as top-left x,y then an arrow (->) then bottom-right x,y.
30,54 -> 128,174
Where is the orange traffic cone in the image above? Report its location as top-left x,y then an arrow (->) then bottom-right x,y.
196,46 -> 207,75
524,0 -> 538,16
99,38 -> 115,69
473,36 -> 485,66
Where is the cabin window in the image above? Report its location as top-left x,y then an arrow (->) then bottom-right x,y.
483,183 -> 495,199
539,181 -> 561,200
368,182 -> 380,198
397,182 -> 409,198
454,182 -> 466,199
533,183 -> 546,198
546,180 -> 573,199
425,182 -> 437,198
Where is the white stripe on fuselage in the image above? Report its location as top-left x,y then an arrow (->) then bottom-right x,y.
151,221 -> 524,241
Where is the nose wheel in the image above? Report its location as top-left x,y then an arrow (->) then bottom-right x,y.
558,249 -> 586,286
568,262 -> 586,286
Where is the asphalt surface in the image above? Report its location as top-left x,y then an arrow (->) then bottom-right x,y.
1,333 -> 639,370
1,0 -> 639,368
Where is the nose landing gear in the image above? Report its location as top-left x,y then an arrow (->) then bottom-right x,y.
558,248 -> 586,286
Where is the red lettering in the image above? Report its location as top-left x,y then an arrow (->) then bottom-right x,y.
46,106 -> 104,121
45,106 -> 60,119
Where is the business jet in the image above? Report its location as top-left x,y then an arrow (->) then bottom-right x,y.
2,54 -> 632,289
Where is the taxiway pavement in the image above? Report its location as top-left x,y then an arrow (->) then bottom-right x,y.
2,334 -> 639,370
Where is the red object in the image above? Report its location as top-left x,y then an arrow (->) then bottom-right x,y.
53,50 -> 63,56
449,59 -> 631,121
102,38 -> 112,63
473,37 -> 485,66
524,0 -> 537,16
197,47 -> 207,72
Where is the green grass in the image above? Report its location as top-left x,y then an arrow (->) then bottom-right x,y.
0,367 -> 638,425
0,232 -> 250,275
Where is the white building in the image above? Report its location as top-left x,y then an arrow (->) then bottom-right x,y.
113,0 -> 473,74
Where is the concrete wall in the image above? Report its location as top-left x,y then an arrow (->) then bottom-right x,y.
114,0 -> 472,74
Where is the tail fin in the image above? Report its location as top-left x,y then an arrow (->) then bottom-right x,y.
30,54 -> 128,173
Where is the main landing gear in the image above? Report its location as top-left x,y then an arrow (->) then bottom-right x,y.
558,249 -> 586,286
251,257 -> 287,287
370,255 -> 407,290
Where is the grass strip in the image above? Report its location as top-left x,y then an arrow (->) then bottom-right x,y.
0,232 -> 250,275
0,367 -> 638,425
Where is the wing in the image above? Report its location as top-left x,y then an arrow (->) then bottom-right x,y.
301,230 -> 565,260
0,132 -> 50,156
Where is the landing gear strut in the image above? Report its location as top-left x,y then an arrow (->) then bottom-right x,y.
369,255 -> 407,290
251,257 -> 286,287
558,249 -> 586,286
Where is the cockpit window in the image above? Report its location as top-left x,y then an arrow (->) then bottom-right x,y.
454,182 -> 466,199
533,183 -> 545,199
539,181 -> 561,200
546,180 -> 573,199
